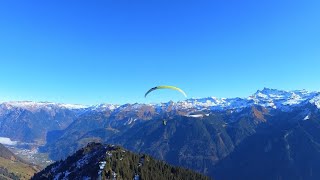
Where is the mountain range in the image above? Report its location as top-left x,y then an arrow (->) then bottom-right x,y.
2,88 -> 319,144
1,88 -> 320,180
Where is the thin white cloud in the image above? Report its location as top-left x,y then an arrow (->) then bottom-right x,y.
0,137 -> 17,145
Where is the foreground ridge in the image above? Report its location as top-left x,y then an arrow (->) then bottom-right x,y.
32,142 -> 211,180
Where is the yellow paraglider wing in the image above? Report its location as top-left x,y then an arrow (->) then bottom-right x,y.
144,85 -> 187,98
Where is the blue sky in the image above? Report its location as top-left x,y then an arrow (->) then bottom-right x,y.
0,0 -> 319,105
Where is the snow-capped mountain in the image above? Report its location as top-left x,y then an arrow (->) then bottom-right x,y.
2,88 -> 319,115
87,88 -> 319,113
3,88 -> 320,180
0,101 -> 88,115
85,88 -> 320,119
177,88 -> 320,111
1,88 -> 320,145
43,88 -> 320,180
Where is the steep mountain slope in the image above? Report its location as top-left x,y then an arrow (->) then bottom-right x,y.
42,106 -> 268,175
212,105 -> 320,180
0,143 -> 39,179
32,142 -> 210,180
112,103 -> 320,180
114,105 -> 274,173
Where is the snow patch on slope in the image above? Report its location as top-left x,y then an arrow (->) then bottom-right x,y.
310,95 -> 320,109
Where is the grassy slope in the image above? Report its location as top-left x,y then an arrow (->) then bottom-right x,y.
0,157 -> 40,180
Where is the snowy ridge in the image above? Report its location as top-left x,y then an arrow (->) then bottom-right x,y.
309,95 -> 320,109
89,103 -> 119,112
1,88 -> 320,115
1,101 -> 89,112
176,88 -> 320,111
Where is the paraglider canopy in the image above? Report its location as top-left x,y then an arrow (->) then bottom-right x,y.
144,85 -> 187,98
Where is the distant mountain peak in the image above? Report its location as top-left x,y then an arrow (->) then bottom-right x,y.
255,87 -> 287,95
254,87 -> 316,97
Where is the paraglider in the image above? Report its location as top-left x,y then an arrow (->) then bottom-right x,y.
163,120 -> 167,125
144,85 -> 187,98
145,85 -> 187,126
